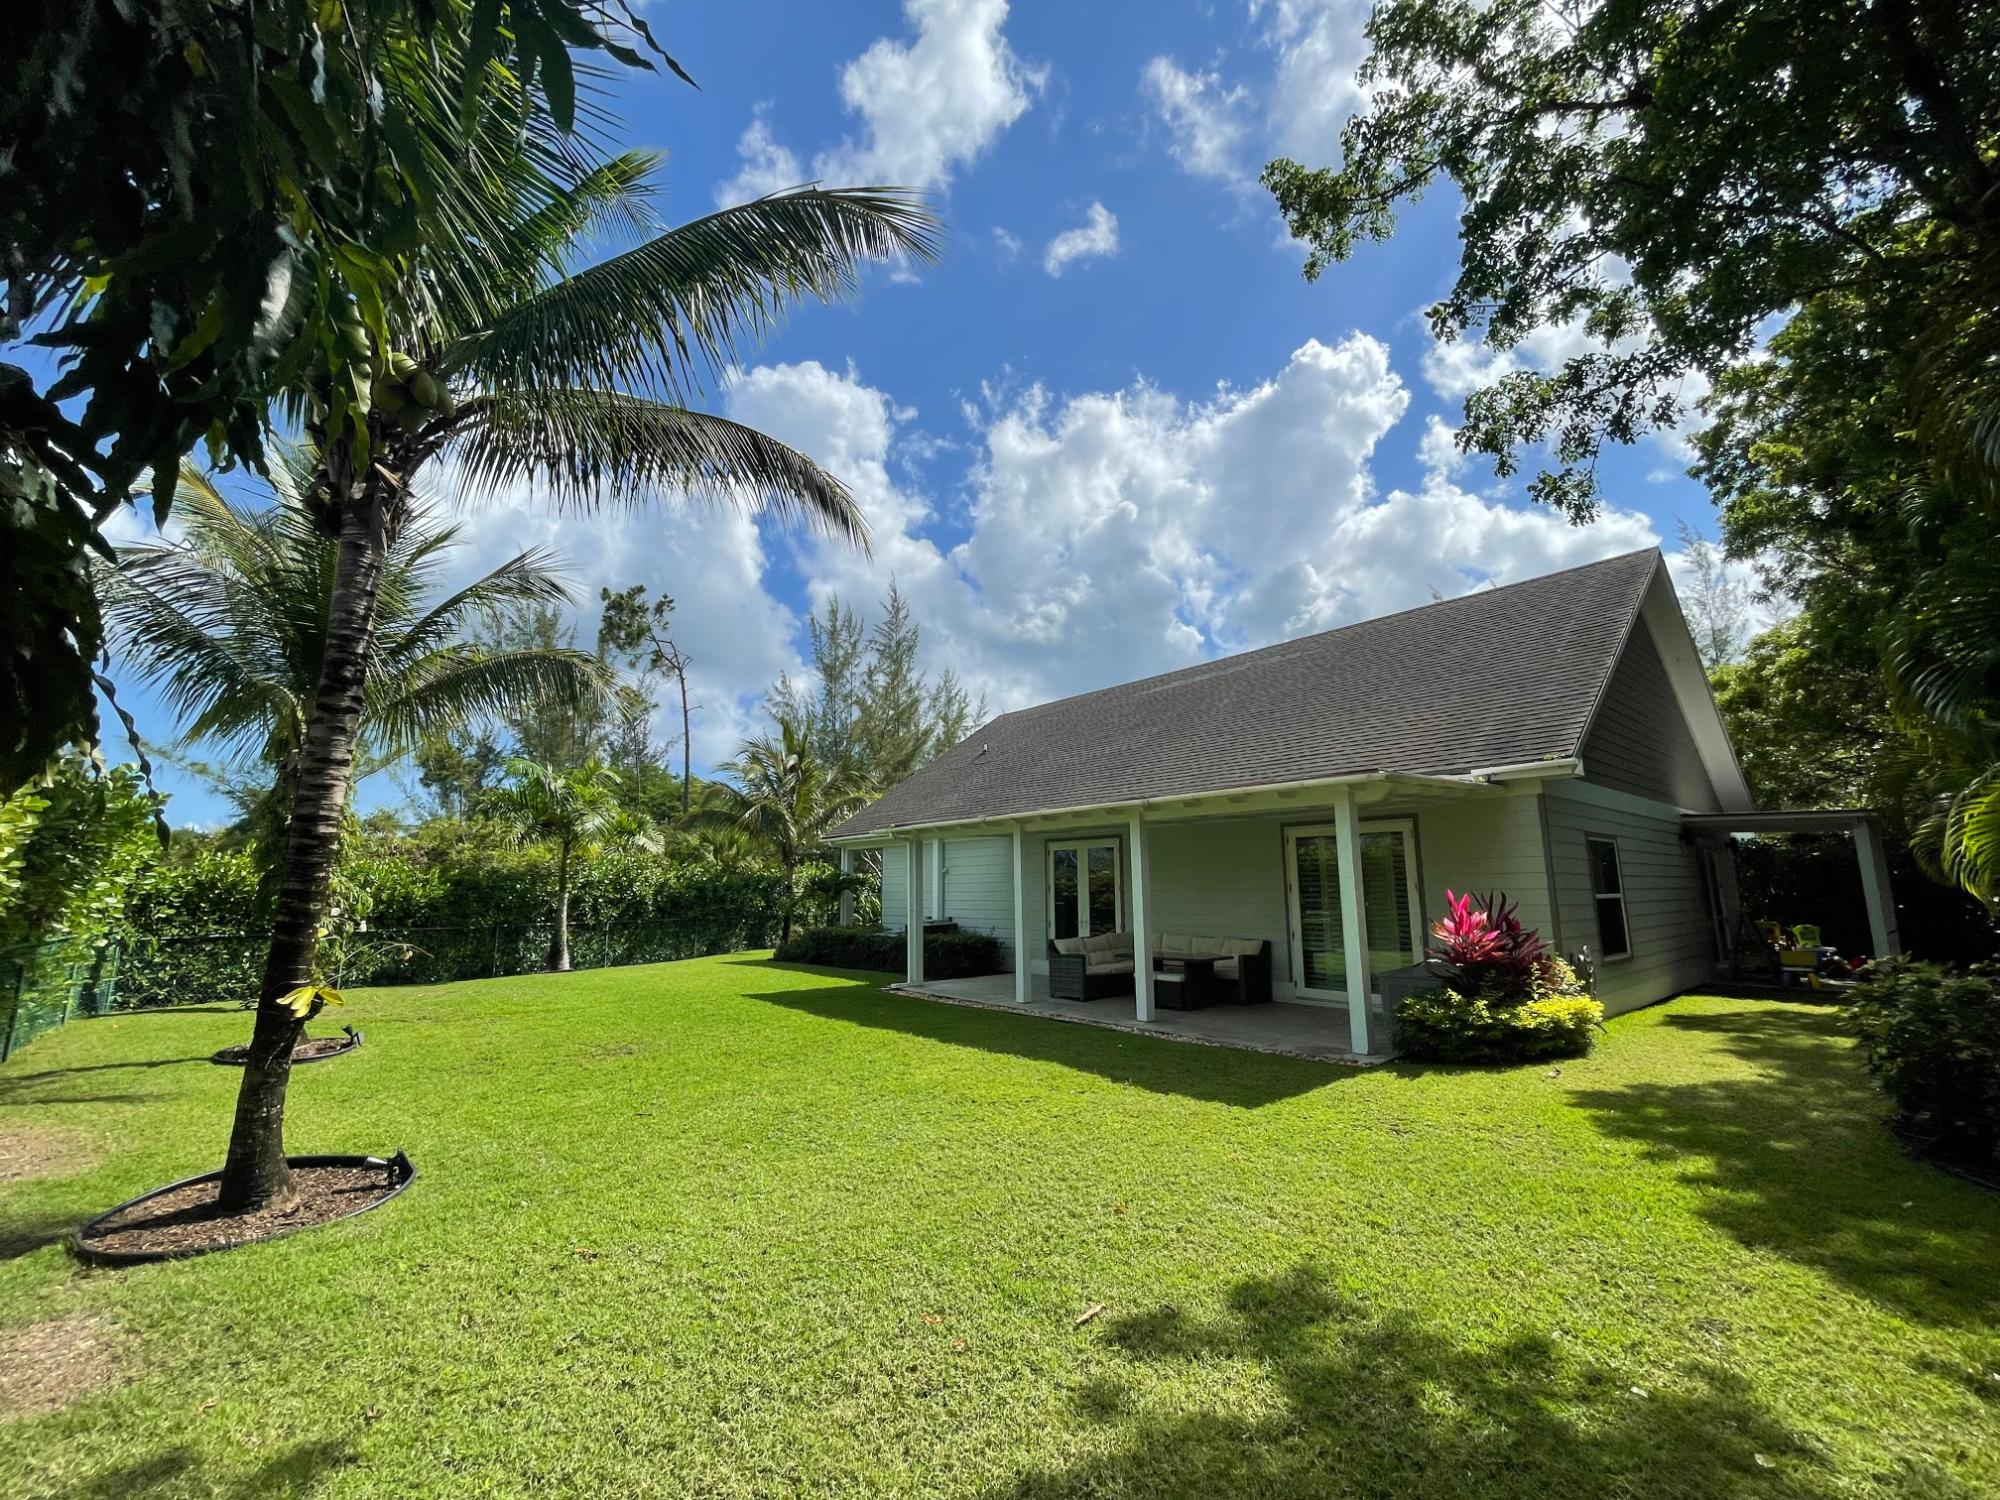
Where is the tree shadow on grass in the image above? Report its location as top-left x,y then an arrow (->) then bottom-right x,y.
1570,1005 -> 2000,1329
0,1210 -> 82,1263
55,1440 -> 356,1500
993,1262 -> 1917,1500
0,1054 -> 211,1111
736,967 -> 1340,1108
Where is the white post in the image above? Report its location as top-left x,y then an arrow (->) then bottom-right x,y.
1854,818 -> 1903,958
905,837 -> 926,985
929,838 -> 944,922
1011,825 -> 1030,1005
1128,814 -> 1154,1022
1332,784 -> 1373,1054
837,847 -> 855,928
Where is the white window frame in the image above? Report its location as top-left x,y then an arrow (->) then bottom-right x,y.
1283,818 -> 1423,999
1046,838 -> 1124,940
1585,835 -> 1633,961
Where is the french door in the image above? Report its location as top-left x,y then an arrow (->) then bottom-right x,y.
1047,839 -> 1123,941
1284,820 -> 1421,997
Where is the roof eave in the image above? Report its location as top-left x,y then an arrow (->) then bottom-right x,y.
827,761 -> 1581,843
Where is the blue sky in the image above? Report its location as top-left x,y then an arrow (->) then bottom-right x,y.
90,0 -> 1734,828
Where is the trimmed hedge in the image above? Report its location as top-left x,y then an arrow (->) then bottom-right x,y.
1396,956 -> 1603,1063
776,926 -> 1005,980
1845,959 -> 2000,1168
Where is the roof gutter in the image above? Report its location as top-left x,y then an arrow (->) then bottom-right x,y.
830,760 -> 1580,844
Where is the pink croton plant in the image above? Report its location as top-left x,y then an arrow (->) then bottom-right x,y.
1428,890 -> 1550,988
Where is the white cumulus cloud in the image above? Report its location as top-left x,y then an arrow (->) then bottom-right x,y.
714,105 -> 805,205
721,0 -> 1042,206
1141,56 -> 1253,181
721,338 -> 1669,722
1042,203 -> 1120,277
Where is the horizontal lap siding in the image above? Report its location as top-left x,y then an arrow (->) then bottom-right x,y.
940,836 -> 1016,963
1411,792 -> 1556,945
1581,619 -> 1723,813
1148,820 -> 1293,985
1544,782 -> 1714,1015
881,844 -> 909,932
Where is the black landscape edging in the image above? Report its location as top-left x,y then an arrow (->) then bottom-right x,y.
210,1025 -> 364,1067
71,1151 -> 417,1267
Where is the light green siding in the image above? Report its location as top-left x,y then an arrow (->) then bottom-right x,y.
880,842 -> 909,932
1410,790 -> 1556,944
1147,819 -> 1293,983
1544,779 -> 1715,1015
878,836 -> 1016,965
1581,618 -> 1723,812
937,835 -> 1016,962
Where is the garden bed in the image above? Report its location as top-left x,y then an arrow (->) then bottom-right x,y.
73,1152 -> 415,1265
210,1026 -> 363,1067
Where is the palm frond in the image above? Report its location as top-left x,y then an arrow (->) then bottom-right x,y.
445,388 -> 867,546
366,645 -> 611,757
448,187 -> 940,400
382,546 -> 579,666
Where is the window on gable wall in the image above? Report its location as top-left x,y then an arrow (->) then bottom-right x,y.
1586,837 -> 1631,960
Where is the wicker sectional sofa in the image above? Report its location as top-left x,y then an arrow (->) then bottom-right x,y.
1048,932 -> 1273,1005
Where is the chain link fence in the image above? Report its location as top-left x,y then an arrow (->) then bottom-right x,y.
1,917 -> 780,1062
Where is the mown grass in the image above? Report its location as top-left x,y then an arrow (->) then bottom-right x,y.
1,956 -> 1997,1498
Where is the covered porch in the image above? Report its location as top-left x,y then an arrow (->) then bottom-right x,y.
837,766 -> 1573,1062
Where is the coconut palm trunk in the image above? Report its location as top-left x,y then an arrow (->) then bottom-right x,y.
550,839 -> 574,972
219,499 -> 389,1211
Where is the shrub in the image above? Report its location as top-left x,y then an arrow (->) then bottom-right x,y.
1397,947 -> 1604,1065
1429,889 -> 1550,990
775,926 -> 1005,979
1844,960 -> 2000,1168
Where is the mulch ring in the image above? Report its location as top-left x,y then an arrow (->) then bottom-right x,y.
210,1027 -> 363,1067
0,1315 -> 124,1419
74,1153 -> 415,1265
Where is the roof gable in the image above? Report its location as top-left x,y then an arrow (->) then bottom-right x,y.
834,549 -> 1676,838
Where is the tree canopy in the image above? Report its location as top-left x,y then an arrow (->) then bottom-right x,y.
1264,0 -> 2000,520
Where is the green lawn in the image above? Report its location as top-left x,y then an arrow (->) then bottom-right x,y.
2,957 -> 1997,1499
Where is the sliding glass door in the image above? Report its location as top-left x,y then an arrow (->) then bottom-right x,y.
1048,839 -> 1123,941
1284,820 -> 1421,997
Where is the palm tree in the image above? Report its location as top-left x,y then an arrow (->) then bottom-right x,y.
723,718 -> 869,946
102,461 -> 607,900
222,140 -> 934,1209
493,759 -> 649,971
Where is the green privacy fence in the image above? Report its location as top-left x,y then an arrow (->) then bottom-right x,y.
0,914 -> 789,1063
1,943 -> 123,1063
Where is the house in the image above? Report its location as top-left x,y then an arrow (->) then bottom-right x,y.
826,549 -> 1901,1059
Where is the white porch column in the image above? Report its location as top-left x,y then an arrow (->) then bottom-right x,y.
1854,818 -> 1903,958
904,836 -> 926,985
837,848 -> 855,927
1011,825 -> 1030,1004
1332,784 -> 1373,1054
1128,814 -> 1155,1022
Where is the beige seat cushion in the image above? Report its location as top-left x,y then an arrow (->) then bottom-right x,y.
1085,959 -> 1134,976
1214,957 -> 1240,979
1192,936 -> 1225,958
1082,932 -> 1117,957
1052,936 -> 1085,956
1160,932 -> 1193,956
1224,937 -> 1263,957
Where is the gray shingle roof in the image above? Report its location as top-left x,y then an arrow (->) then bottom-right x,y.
831,548 -> 1661,838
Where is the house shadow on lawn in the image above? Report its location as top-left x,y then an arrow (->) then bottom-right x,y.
1570,1005 -> 2000,1330
734,961 -> 1340,1108
993,1262 -> 1907,1500
60,1440 -> 356,1500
